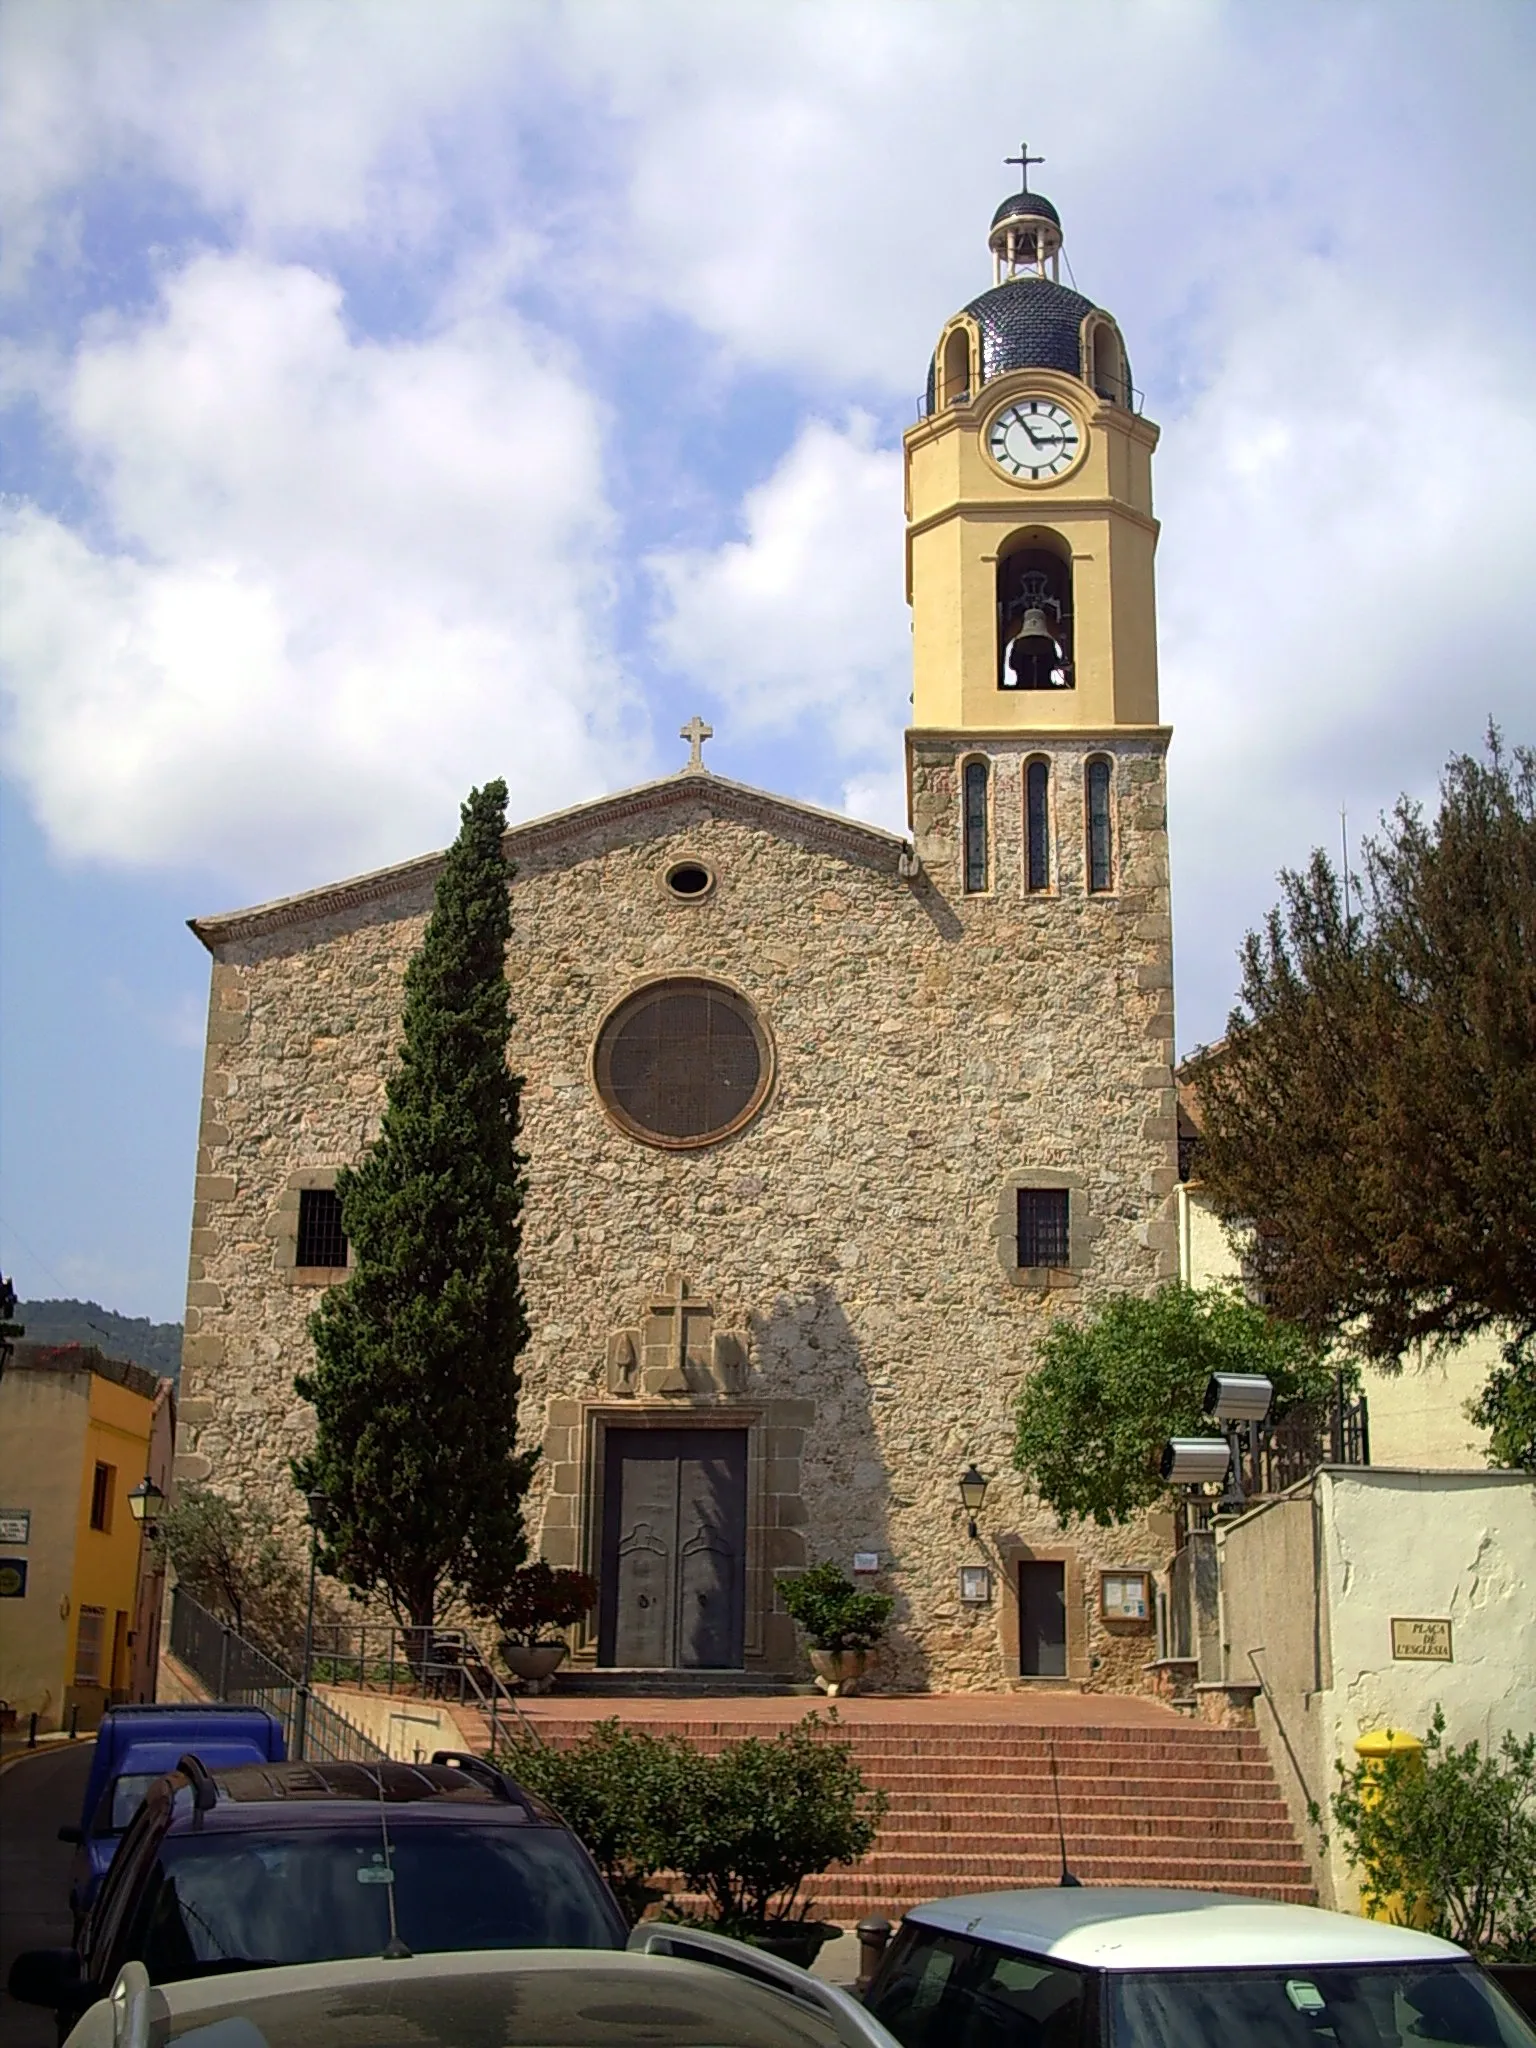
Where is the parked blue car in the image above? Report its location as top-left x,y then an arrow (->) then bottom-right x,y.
60,1704 -> 285,1926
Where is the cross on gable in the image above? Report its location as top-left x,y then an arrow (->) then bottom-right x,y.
1005,142 -> 1045,193
680,714 -> 714,771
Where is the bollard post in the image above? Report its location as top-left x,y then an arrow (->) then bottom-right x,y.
855,1916 -> 893,1995
27,1711 -> 38,1748
68,1703 -> 79,1739
1353,1729 -> 1427,1926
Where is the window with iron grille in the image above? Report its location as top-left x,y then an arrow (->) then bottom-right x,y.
595,978 -> 770,1149
297,1187 -> 348,1268
1026,757 -> 1051,891
89,1462 -> 114,1532
1086,757 -> 1113,893
1018,1187 -> 1071,1268
75,1605 -> 106,1684
963,758 -> 990,894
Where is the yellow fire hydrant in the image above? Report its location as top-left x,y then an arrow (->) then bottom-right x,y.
1353,1728 -> 1428,1926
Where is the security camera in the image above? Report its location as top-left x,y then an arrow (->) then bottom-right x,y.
1159,1438 -> 1233,1486
1202,1374 -> 1274,1424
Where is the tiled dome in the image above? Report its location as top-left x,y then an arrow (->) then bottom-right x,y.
990,188 -> 1061,229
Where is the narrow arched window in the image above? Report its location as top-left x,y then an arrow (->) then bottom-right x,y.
942,327 -> 971,407
1026,758 -> 1051,892
963,758 -> 989,894
1091,323 -> 1126,406
1086,758 -> 1113,893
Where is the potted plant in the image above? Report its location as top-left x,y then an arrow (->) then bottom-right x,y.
495,1562 -> 597,1692
780,1561 -> 893,1696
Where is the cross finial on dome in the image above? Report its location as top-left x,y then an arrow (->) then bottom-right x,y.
1005,142 -> 1045,194
679,713 -> 713,772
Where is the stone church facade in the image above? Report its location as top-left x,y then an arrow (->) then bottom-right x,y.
177,176 -> 1181,1694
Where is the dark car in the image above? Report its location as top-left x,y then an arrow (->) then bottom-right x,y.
10,1749 -> 627,2029
62,1704 -> 286,1926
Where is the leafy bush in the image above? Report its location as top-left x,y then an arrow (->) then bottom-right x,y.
1012,1282 -> 1337,1527
496,1712 -> 887,1932
780,1562 -> 894,1653
495,1562 -> 598,1647
1324,1707 -> 1536,1960
496,1719 -> 687,1923
668,1715 -> 888,1930
156,1486 -> 311,1661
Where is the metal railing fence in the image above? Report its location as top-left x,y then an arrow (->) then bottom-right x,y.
169,1588 -> 387,1765
304,1619 -> 529,1750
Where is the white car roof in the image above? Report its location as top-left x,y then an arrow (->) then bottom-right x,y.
904,1888 -> 1468,1971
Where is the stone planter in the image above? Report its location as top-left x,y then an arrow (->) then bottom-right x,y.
739,1921 -> 841,1969
809,1647 -> 869,1698
498,1642 -> 568,1694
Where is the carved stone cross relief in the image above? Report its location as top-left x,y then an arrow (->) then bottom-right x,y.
606,1271 -> 749,1400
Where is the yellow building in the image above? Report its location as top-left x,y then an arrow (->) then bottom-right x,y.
0,1343 -> 170,1731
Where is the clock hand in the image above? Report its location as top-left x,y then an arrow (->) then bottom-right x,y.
1017,421 -> 1046,447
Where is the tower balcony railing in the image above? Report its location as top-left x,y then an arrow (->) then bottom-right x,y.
915,379 -> 1145,423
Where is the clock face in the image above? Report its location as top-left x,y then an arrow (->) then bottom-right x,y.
987,400 -> 1082,480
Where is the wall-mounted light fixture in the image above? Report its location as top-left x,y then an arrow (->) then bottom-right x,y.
958,1464 -> 989,1540
126,1476 -> 165,1535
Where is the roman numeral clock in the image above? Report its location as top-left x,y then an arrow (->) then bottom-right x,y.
987,398 -> 1082,480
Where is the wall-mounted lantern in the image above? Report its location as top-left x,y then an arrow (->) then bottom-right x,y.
958,1465 -> 989,1540
126,1476 -> 165,1534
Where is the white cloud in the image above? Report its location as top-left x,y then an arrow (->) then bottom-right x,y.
0,251 -> 635,889
647,414 -> 907,772
1159,252 -> 1536,1044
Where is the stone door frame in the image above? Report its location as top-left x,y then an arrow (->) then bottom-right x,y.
544,1398 -> 812,1672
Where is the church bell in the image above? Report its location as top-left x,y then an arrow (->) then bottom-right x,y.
1006,606 -> 1065,690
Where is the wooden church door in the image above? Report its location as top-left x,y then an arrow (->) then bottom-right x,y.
598,1429 -> 747,1668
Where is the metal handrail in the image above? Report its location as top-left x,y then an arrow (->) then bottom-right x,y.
169,1589 -> 387,1764
304,1619 -> 535,1748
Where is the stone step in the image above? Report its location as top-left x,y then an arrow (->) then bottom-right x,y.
876,1791 -> 1292,1817
866,1822 -> 1302,1852
550,1671 -> 810,1698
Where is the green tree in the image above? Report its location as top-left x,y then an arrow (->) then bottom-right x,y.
293,780 -> 536,1631
1324,1708 -> 1536,1960
1191,735 -> 1536,1467
157,1486 -> 306,1659
1011,1283 -> 1335,1527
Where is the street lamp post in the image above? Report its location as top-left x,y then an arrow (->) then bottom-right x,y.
126,1477 -> 166,1706
296,1490 -> 329,1761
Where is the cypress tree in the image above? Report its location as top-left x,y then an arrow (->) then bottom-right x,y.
293,780 -> 536,1630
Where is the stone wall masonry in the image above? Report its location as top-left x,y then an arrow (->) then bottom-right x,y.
179,741 -> 1176,1693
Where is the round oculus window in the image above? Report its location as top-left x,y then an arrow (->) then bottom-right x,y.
664,860 -> 713,899
594,979 -> 770,1149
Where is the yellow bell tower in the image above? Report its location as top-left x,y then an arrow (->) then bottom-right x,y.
905,166 -> 1161,741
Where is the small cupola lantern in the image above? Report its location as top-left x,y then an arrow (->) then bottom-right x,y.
989,144 -> 1063,284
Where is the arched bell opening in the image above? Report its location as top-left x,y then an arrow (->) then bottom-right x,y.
940,325 -> 973,409
997,532 -> 1075,692
1087,319 -> 1130,409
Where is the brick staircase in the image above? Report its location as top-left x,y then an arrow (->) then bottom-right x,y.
508,1713 -> 1317,1925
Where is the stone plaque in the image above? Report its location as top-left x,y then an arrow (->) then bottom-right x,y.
1390,1617 -> 1452,1662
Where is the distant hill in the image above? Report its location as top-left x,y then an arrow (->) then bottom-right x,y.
15,1299 -> 183,1383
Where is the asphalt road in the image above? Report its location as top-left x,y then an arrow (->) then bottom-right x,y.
0,1742 -> 93,2048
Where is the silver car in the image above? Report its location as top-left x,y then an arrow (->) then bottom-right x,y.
63,1927 -> 902,2048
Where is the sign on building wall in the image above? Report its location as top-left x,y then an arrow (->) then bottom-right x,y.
0,1558 -> 27,1598
1390,1617 -> 1453,1662
0,1509 -> 29,1545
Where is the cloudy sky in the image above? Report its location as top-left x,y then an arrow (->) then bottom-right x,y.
2,0 -> 1532,1323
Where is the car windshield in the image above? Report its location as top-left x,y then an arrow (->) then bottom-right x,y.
160,1964 -> 850,2046
1108,1961 -> 1536,2047
136,1826 -> 624,1980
